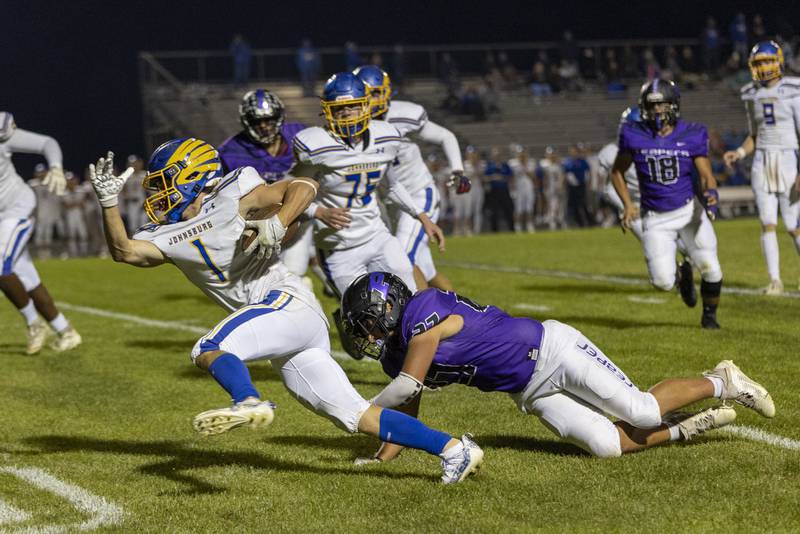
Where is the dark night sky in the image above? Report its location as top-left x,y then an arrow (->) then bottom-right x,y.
2,0 -> 797,176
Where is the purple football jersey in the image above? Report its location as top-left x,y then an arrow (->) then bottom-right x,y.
618,120 -> 708,212
380,289 -> 543,393
218,122 -> 306,182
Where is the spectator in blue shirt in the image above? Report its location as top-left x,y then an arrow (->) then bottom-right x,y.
730,13 -> 748,67
230,34 -> 252,87
484,147 -> 515,232
296,39 -> 320,97
563,144 -> 592,227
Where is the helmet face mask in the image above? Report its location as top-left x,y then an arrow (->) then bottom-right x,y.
341,272 -> 412,361
239,90 -> 286,144
749,41 -> 784,85
143,138 -> 222,225
322,73 -> 372,142
353,65 -> 392,118
638,80 -> 680,131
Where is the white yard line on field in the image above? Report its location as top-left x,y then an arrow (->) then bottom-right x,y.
720,425 -> 800,451
627,296 -> 666,304
0,498 -> 31,525
437,260 -> 800,299
55,302 -> 359,363
0,466 -> 124,531
513,303 -> 552,312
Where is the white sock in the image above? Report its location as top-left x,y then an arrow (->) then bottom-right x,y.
793,233 -> 800,255
760,231 -> 781,281
49,313 -> 69,333
706,376 -> 724,398
440,441 -> 464,459
19,301 -> 37,326
668,425 -> 682,442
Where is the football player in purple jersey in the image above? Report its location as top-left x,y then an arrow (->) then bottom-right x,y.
611,79 -> 723,329
340,272 -> 775,463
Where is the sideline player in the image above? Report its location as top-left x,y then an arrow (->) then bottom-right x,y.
219,89 -> 328,289
354,65 -> 470,291
87,142 -> 482,484
611,80 -> 723,328
341,272 -> 774,462
598,107 -> 696,305
724,41 -> 800,295
0,112 -> 81,353
508,144 -> 536,233
291,72 -> 445,297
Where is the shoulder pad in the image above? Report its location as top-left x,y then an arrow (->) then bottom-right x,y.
740,82 -> 757,96
370,120 -> 403,143
292,126 -> 344,157
388,100 -> 427,124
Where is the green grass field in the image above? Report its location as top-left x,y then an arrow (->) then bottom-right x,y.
1,217 -> 799,533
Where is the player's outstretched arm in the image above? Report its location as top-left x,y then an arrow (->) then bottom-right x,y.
416,120 -> 465,174
89,151 -> 166,267
610,151 -> 638,231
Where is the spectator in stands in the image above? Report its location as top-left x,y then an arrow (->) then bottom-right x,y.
30,163 -> 61,259
229,34 -> 252,87
508,144 -> 536,233
484,147 -> 515,232
580,48 -> 597,80
296,39 -> 320,97
527,61 -> 552,99
641,47 -> 661,80
344,41 -> 363,71
497,52 -> 522,90
558,59 -> 582,93
563,144 -> 592,227
539,146 -> 566,230
460,83 -> 488,121
561,30 -> 579,64
701,17 -> 722,76
730,13 -> 749,66
751,14 -> 767,44
663,46 -> 682,82
61,173 -> 88,258
465,146 -> 485,235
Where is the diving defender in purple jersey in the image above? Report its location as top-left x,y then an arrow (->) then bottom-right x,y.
611,79 -> 724,329
341,272 -> 775,463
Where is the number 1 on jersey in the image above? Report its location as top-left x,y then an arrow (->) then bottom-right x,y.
191,239 -> 227,282
345,170 -> 381,207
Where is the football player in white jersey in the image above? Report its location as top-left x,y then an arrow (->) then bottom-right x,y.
354,65 -> 470,291
87,140 -> 482,484
0,112 -> 81,354
724,41 -> 800,295
292,72 -> 445,297
508,143 -> 536,233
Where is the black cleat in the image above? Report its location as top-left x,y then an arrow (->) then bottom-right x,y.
678,260 -> 697,308
701,311 -> 721,330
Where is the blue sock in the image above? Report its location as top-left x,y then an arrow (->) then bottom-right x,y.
378,409 -> 452,455
207,353 -> 260,403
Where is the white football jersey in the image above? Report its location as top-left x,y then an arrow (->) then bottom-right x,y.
133,167 -> 312,313
0,129 -> 59,211
508,156 -> 536,182
292,121 -> 401,250
597,143 -> 639,193
741,77 -> 800,150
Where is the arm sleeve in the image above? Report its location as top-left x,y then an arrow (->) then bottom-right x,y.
385,174 -> 421,217
7,129 -> 63,167
415,120 -> 464,172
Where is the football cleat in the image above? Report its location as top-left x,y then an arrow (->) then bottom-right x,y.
677,259 -> 697,308
440,433 -> 484,484
49,327 -> 81,352
703,360 -> 775,418
26,317 -> 50,355
675,405 -> 737,441
192,399 -> 276,436
764,279 -> 784,296
701,310 -> 721,330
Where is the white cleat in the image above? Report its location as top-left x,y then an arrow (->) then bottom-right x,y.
676,405 -> 737,441
49,327 -> 81,352
192,399 -> 275,436
26,317 -> 50,355
440,433 -> 484,484
764,279 -> 784,296
703,360 -> 775,418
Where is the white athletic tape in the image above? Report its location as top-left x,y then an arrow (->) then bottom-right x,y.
720,425 -> 800,451
0,466 -> 124,531
0,498 -> 31,525
438,260 -> 800,299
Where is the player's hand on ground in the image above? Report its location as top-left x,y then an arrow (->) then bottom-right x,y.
703,188 -> 719,220
448,171 -> 472,194
621,204 -> 640,233
420,216 -> 446,252
43,165 -> 67,196
88,151 -> 134,208
243,216 -> 285,260
317,207 -> 351,230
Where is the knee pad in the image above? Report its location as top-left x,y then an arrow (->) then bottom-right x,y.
584,432 -> 622,458
651,275 -> 675,292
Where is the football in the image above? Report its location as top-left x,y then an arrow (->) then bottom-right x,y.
240,204 -> 303,252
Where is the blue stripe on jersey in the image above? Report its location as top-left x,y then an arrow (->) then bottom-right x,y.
293,137 -> 311,152
199,291 -> 293,352
215,167 -> 244,193
388,118 -> 421,125
407,188 -> 433,263
375,136 -> 402,144
2,219 -> 31,275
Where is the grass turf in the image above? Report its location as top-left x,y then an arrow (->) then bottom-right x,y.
1,217 -> 798,532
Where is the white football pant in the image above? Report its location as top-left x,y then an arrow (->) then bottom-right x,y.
395,185 -> 440,281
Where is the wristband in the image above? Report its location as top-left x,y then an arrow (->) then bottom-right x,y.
735,147 -> 746,159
